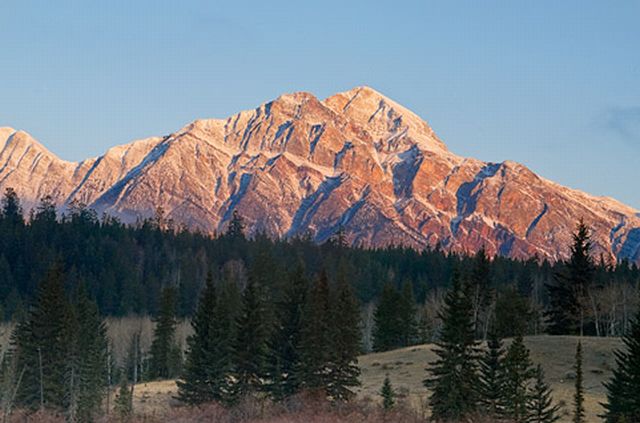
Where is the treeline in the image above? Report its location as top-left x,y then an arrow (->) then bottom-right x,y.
0,189 -> 638,340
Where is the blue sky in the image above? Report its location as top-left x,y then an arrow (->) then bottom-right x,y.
1,0 -> 639,208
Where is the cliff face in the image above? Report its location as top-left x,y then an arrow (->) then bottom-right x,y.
1,87 -> 639,263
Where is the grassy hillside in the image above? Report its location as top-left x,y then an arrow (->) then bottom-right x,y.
357,335 -> 622,422
129,336 -> 622,422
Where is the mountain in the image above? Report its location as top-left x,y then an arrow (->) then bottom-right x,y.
1,87 -> 639,263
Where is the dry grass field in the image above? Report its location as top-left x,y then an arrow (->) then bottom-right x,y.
128,335 -> 622,422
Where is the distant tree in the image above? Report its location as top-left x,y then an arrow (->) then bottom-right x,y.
424,268 -> 479,422
373,282 -> 403,352
266,263 -> 307,401
148,286 -> 181,380
226,210 -> 246,239
478,329 -> 505,418
546,220 -> 594,335
0,188 -> 23,227
327,266 -> 361,401
380,375 -> 396,411
72,286 -> 108,422
603,311 -> 640,423
233,274 -> 271,399
573,341 -> 586,423
299,271 -> 333,394
501,335 -> 535,423
177,273 -> 218,405
467,248 -> 493,339
113,376 -> 133,422
528,364 -> 560,423
13,263 -> 74,410
494,286 -> 532,338
399,280 -> 418,346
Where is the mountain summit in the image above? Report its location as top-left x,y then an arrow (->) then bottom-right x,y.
1,87 -> 639,263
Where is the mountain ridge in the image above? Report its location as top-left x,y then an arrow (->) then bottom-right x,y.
1,86 -> 639,264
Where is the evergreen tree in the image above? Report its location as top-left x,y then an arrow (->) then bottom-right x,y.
424,268 -> 479,422
113,376 -> 133,422
372,282 -> 403,352
0,188 -> 23,227
573,341 -> 585,423
478,329 -> 504,418
546,220 -> 594,335
177,273 -> 218,405
13,263 -> 74,410
467,248 -> 493,339
603,311 -> 640,423
72,286 -> 108,422
233,274 -> 271,398
380,375 -> 396,411
226,210 -> 246,239
299,271 -> 333,393
266,264 -> 307,401
502,334 -> 535,423
148,286 -> 180,380
399,280 -> 418,346
528,364 -> 560,423
327,267 -> 361,401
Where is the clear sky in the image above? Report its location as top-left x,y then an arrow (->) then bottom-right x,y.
1,1 -> 639,208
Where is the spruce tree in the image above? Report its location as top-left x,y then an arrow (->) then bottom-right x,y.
424,268 -> 479,422
399,280 -> 418,347
13,263 -> 74,410
502,334 -> 535,423
113,376 -> 133,422
603,311 -> 640,423
467,248 -> 492,339
72,286 -> 108,422
148,286 -> 180,380
327,268 -> 361,401
573,341 -> 585,423
233,274 -> 271,399
546,220 -> 594,335
528,364 -> 560,423
299,271 -> 333,394
177,273 -> 218,404
380,375 -> 396,411
372,282 -> 403,352
266,264 -> 307,401
478,329 -> 505,418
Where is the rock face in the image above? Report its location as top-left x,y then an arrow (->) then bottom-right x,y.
1,87 -> 639,263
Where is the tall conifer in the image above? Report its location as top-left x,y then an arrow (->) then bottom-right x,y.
573,341 -> 585,423
424,268 -> 479,422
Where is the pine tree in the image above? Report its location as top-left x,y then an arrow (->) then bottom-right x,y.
233,274 -> 271,399
546,220 -> 594,335
13,263 -> 74,410
72,286 -> 108,422
372,282 -> 403,352
528,364 -> 560,423
177,272 -> 218,405
399,280 -> 418,347
603,311 -> 640,423
327,267 -> 361,401
424,268 -> 479,422
467,248 -> 492,339
266,264 -> 307,401
226,210 -> 246,239
299,271 -> 333,394
502,334 -> 535,423
113,376 -> 133,422
478,329 -> 504,418
380,375 -> 396,411
148,286 -> 180,380
573,341 -> 585,423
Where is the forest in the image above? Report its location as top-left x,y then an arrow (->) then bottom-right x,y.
0,188 -> 639,422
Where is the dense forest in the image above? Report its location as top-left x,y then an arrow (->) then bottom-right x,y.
0,188 -> 638,340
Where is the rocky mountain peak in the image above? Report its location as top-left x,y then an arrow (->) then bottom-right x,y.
1,88 -> 639,264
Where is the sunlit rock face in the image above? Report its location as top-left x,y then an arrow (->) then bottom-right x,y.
1,86 -> 639,263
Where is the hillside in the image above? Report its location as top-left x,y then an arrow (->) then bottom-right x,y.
129,336 -> 621,422
1,87 -> 639,264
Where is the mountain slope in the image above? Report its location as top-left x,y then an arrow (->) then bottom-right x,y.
1,86 -> 639,263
